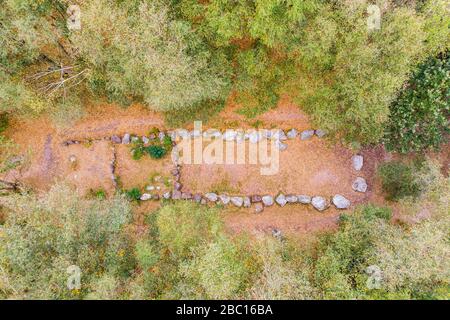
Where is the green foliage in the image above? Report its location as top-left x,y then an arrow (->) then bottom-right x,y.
145,145 -> 166,159
378,161 -> 420,201
71,0 -> 231,111
156,202 -> 222,260
314,205 -> 392,299
0,114 -> 9,133
0,184 -> 134,299
124,188 -> 141,201
386,52 -> 450,153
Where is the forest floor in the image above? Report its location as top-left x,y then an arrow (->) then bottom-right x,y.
2,96 -> 444,238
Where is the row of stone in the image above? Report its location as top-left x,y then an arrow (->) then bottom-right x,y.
350,154 -> 368,193
62,128 -> 324,147
139,191 -> 351,213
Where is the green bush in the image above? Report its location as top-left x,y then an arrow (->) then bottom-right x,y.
125,188 -> 141,201
378,161 -> 420,201
386,52 -> 450,153
145,145 -> 166,159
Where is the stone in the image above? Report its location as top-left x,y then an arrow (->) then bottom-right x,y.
332,194 -> 351,209
243,196 -> 251,208
311,196 -> 328,211
231,196 -> 244,207
272,228 -> 282,240
172,190 -> 182,200
111,135 -> 121,144
162,191 -> 171,199
146,185 -> 155,191
235,132 -> 245,144
69,155 -> 77,163
171,168 -> 179,176
223,130 -> 236,141
168,131 -> 176,141
297,195 -> 311,204
300,130 -> 315,140
275,140 -> 287,151
149,133 -> 156,140
251,195 -> 262,203
190,130 -> 201,138
285,194 -> 298,203
179,129 -> 190,139
219,194 -> 231,205
140,193 -> 152,201
352,177 -> 367,193
200,198 -> 207,205
261,129 -> 272,139
193,193 -> 202,203
272,129 -> 287,141
248,131 -> 260,144
131,136 -> 139,143
315,129 -> 326,138
142,136 -> 149,144
262,195 -> 274,206
286,129 -> 298,139
203,129 -> 221,139
205,192 -> 218,202
181,192 -> 192,200
254,203 -> 264,214
275,194 -> 287,207
158,132 -> 165,141
352,155 -> 364,171
174,182 -> 182,191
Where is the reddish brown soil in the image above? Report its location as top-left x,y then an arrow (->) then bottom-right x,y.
1,99 -> 390,237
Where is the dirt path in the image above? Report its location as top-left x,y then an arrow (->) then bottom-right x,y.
1,99 -> 384,237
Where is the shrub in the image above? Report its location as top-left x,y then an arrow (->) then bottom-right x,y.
0,184 -> 134,299
125,188 -> 141,201
378,161 -> 420,201
386,52 -> 450,153
145,145 -> 166,159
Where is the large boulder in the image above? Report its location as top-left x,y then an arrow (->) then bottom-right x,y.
286,129 -> 298,139
285,195 -> 298,203
352,177 -> 368,193
174,182 -> 182,191
300,130 -> 315,140
219,194 -> 231,205
251,195 -> 262,203
172,190 -> 182,200
254,203 -> 264,214
352,155 -> 364,171
248,131 -> 261,144
142,136 -> 150,145
193,193 -> 202,203
275,140 -> 287,151
272,129 -> 287,141
297,195 -> 311,204
231,197 -> 244,207
122,133 -> 131,144
311,196 -> 328,211
223,130 -> 237,141
262,195 -> 274,206
275,194 -> 287,207
315,129 -> 326,138
205,192 -> 218,202
111,135 -> 121,144
332,194 -> 351,209
140,193 -> 152,201
243,196 -> 251,208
